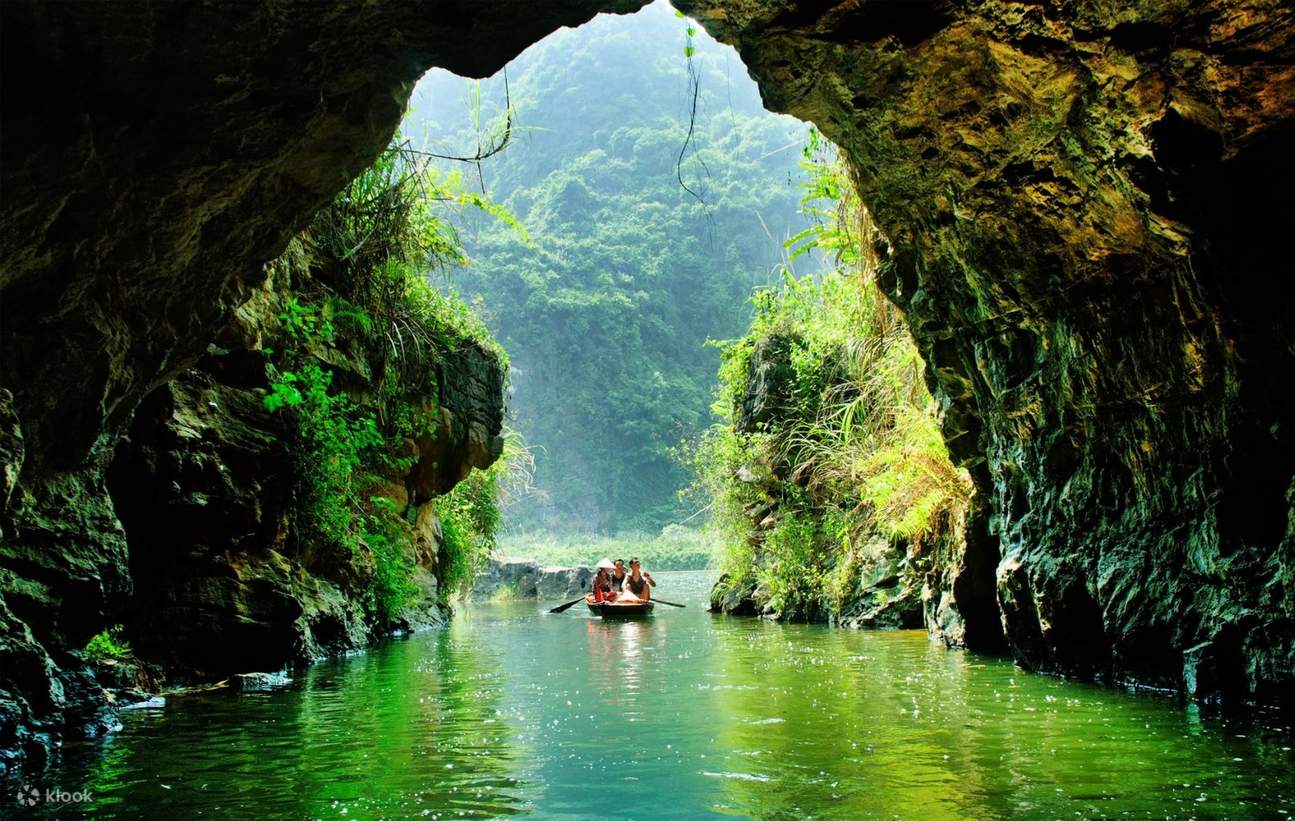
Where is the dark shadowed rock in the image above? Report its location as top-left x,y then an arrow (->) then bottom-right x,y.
1,0 -> 643,778
737,335 -> 798,434
709,572 -> 759,617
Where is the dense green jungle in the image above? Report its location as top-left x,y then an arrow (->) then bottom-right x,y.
1,0 -> 1293,817
409,1 -> 818,537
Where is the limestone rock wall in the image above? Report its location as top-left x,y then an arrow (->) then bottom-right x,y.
678,0 -> 1295,699
0,0 -> 641,778
104,264 -> 505,678
470,559 -> 595,602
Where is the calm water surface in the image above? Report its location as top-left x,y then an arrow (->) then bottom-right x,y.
35,571 -> 1295,818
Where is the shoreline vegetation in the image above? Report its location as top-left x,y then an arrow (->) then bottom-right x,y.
496,525 -> 714,571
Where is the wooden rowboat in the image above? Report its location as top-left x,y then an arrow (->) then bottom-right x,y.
586,598 -> 654,618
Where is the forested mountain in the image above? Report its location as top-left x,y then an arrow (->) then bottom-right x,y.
408,1 -> 814,532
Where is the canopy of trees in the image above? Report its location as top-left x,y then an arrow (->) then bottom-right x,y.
409,1 -> 814,532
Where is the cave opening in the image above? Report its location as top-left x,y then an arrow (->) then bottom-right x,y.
2,0 -> 1293,798
392,0 -> 1002,647
406,1 -> 815,536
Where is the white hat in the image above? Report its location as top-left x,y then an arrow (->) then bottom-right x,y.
595,557 -> 615,569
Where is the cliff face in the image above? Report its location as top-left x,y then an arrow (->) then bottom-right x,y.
107,264 -> 505,677
0,0 -> 640,777
1,0 -> 1292,780
1,253 -> 506,773
677,0 -> 1295,699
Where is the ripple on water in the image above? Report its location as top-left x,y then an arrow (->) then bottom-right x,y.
703,771 -> 774,783
35,572 -> 1295,818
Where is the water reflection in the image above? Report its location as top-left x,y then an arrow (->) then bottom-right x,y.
701,614 -> 1294,819
53,624 -> 526,818
585,618 -> 659,714
38,572 -> 1295,819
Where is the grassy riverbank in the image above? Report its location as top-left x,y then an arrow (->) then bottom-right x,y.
497,526 -> 715,570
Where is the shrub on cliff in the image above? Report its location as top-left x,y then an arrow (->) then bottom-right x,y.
83,626 -> 132,662
690,133 -> 972,622
261,134 -> 518,622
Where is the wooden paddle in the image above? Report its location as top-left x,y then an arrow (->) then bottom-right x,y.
548,596 -> 588,614
651,598 -> 686,608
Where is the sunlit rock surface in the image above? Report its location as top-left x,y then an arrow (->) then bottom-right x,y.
470,559 -> 595,602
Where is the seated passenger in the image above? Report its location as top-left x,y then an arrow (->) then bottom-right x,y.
590,559 -> 615,603
609,558 -> 628,599
623,558 -> 652,602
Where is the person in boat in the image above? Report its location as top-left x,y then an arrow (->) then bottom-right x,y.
590,558 -> 615,603
622,558 -> 653,602
631,557 -> 655,590
609,559 -> 628,599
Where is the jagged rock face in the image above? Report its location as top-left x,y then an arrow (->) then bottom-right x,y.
0,0 -> 646,478
1,0 -> 640,637
737,335 -> 799,432
679,0 -> 1295,699
469,559 -> 595,601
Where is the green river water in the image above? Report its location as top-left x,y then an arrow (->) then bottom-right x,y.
30,571 -> 1295,818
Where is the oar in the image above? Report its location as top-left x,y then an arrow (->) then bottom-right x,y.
548,596 -> 588,614
651,599 -> 686,608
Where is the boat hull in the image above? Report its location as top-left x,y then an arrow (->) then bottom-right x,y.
586,600 -> 654,618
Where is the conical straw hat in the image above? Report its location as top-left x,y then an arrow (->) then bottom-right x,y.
595,557 -> 615,569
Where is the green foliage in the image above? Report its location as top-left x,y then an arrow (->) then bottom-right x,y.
437,429 -> 533,598
499,524 -> 714,571
439,469 -> 502,597
311,143 -> 512,373
263,132 -> 516,622
690,139 -> 971,620
408,2 -> 813,532
281,362 -> 384,551
84,626 -> 132,662
360,510 -> 418,623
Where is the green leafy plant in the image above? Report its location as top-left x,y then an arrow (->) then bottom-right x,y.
84,626 -> 132,662
262,132 -> 520,623
360,511 -> 419,622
